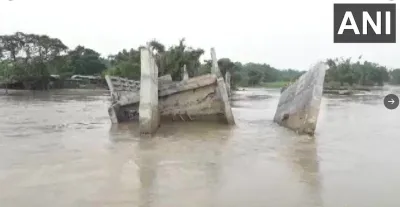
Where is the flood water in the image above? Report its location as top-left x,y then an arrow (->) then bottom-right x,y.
0,87 -> 400,207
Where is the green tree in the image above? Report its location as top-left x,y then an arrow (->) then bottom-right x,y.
103,48 -> 141,79
63,45 -> 106,75
0,32 -> 68,87
390,69 -> 400,84
325,57 -> 389,86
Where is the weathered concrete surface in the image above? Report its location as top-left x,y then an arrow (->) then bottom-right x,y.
105,74 -> 172,124
105,76 -> 140,103
105,75 -> 138,124
210,48 -> 222,77
138,46 -> 160,134
225,71 -> 232,97
273,62 -> 328,135
211,48 -> 235,125
216,77 -> 235,124
105,47 -> 235,127
107,74 -> 224,122
159,74 -> 216,96
106,73 -> 234,124
107,103 -> 120,124
105,74 -> 172,103
159,74 -> 226,121
159,74 -> 173,85
182,65 -> 189,81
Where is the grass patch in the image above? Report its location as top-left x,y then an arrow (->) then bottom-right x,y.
261,81 -> 289,88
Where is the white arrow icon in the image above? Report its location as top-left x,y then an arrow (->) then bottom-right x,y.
388,99 -> 395,104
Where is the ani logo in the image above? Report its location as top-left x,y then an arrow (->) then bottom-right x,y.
334,3 -> 396,43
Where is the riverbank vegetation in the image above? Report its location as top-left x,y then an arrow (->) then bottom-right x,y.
1,32 -> 400,90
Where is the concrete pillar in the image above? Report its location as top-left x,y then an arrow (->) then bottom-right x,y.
182,65 -> 189,81
105,75 -> 115,98
210,48 -> 235,125
210,48 -> 222,78
273,62 -> 328,135
105,75 -> 119,124
217,77 -> 235,124
225,71 -> 231,97
139,46 -> 160,134
108,104 -> 120,124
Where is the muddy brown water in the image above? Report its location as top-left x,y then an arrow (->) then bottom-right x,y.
0,87 -> 400,207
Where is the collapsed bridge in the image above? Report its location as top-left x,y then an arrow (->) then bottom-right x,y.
105,45 -> 235,135
105,43 -> 328,136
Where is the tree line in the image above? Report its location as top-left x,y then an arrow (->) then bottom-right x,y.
1,32 -> 400,90
325,57 -> 399,86
0,32 -> 107,80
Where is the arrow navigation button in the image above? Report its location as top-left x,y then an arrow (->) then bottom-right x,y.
384,94 -> 399,110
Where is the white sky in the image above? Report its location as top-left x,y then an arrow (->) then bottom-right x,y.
0,0 -> 399,70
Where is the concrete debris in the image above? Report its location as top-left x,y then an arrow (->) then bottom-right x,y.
105,46 -> 235,135
210,48 -> 235,124
273,62 -> 328,135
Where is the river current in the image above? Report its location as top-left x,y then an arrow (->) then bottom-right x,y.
0,87 -> 399,207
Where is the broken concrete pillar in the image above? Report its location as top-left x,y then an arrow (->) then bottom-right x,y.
105,75 -> 118,124
105,47 -> 235,126
139,46 -> 160,134
105,75 -> 141,124
217,77 -> 235,124
210,48 -> 235,125
105,76 -> 123,124
210,48 -> 222,78
273,62 -> 328,135
107,104 -> 120,124
225,71 -> 232,97
182,65 -> 189,81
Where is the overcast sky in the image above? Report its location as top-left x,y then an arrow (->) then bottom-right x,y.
1,0 -> 399,70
